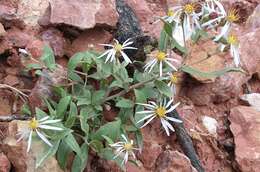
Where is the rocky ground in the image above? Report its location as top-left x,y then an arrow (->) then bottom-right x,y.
0,0 -> 260,172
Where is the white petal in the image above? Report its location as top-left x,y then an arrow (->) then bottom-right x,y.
99,44 -> 113,47
27,131 -> 33,152
166,102 -> 180,113
40,119 -> 61,125
163,119 -> 175,132
140,115 -> 156,128
136,114 -> 155,124
39,125 -> 63,131
165,99 -> 174,108
98,50 -> 110,59
161,119 -> 170,136
165,60 -> 177,71
121,51 -> 132,63
165,116 -> 182,123
39,116 -> 50,122
159,61 -> 163,76
136,103 -> 156,109
136,110 -> 155,114
36,129 -> 52,147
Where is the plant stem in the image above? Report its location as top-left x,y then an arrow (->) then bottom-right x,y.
104,76 -> 158,102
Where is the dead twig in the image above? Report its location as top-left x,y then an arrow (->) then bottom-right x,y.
0,114 -> 31,122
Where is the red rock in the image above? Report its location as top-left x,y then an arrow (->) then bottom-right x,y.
0,92 -> 12,115
127,0 -> 164,38
26,39 -> 44,59
139,140 -> 163,169
7,50 -> 21,67
155,150 -> 198,172
0,4 -> 25,29
3,75 -> 19,86
239,28 -> 260,75
69,28 -> 112,56
4,28 -> 32,47
16,0 -> 49,26
229,106 -> 260,172
49,0 -> 118,29
0,153 -> 11,172
40,28 -> 67,57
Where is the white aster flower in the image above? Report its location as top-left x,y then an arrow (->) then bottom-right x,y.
110,134 -> 139,165
17,116 -> 63,152
98,38 -> 137,64
214,8 -> 239,41
144,51 -> 178,76
220,34 -> 240,67
172,2 -> 203,43
166,72 -> 178,95
161,8 -> 182,24
136,99 -> 182,136
227,34 -> 240,67
201,0 -> 226,29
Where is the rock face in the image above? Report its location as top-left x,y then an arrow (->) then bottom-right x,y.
155,150 -> 197,172
69,28 -> 112,56
0,153 -> 11,172
0,121 -> 63,172
49,0 -> 118,29
17,0 -> 49,26
229,106 -> 260,172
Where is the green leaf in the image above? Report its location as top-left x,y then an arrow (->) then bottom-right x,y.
57,139 -> 72,169
154,80 -> 172,97
68,52 -> 85,71
40,45 -> 56,71
36,140 -> 60,168
21,103 -> 31,115
161,20 -> 173,36
89,140 -> 104,153
134,89 -> 147,103
171,38 -> 188,55
56,96 -> 71,118
116,98 -> 134,108
180,65 -> 245,79
64,133 -> 82,158
158,30 -> 169,51
65,102 -> 77,128
92,119 -> 121,141
91,90 -> 105,105
71,143 -> 88,172
135,130 -> 143,149
80,111 -> 89,137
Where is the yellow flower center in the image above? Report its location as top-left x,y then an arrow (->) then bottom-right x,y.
227,9 -> 239,22
114,43 -> 123,52
29,118 -> 39,130
227,35 -> 238,45
170,73 -> 178,84
124,143 -> 133,151
167,9 -> 174,17
184,3 -> 194,14
156,51 -> 166,61
156,107 -> 166,118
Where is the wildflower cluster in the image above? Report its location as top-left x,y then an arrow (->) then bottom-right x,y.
18,0 -> 243,170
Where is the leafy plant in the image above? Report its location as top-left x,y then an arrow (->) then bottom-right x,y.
18,1 -> 244,171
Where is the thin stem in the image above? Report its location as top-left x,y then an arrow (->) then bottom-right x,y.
0,84 -> 29,102
104,76 -> 158,102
